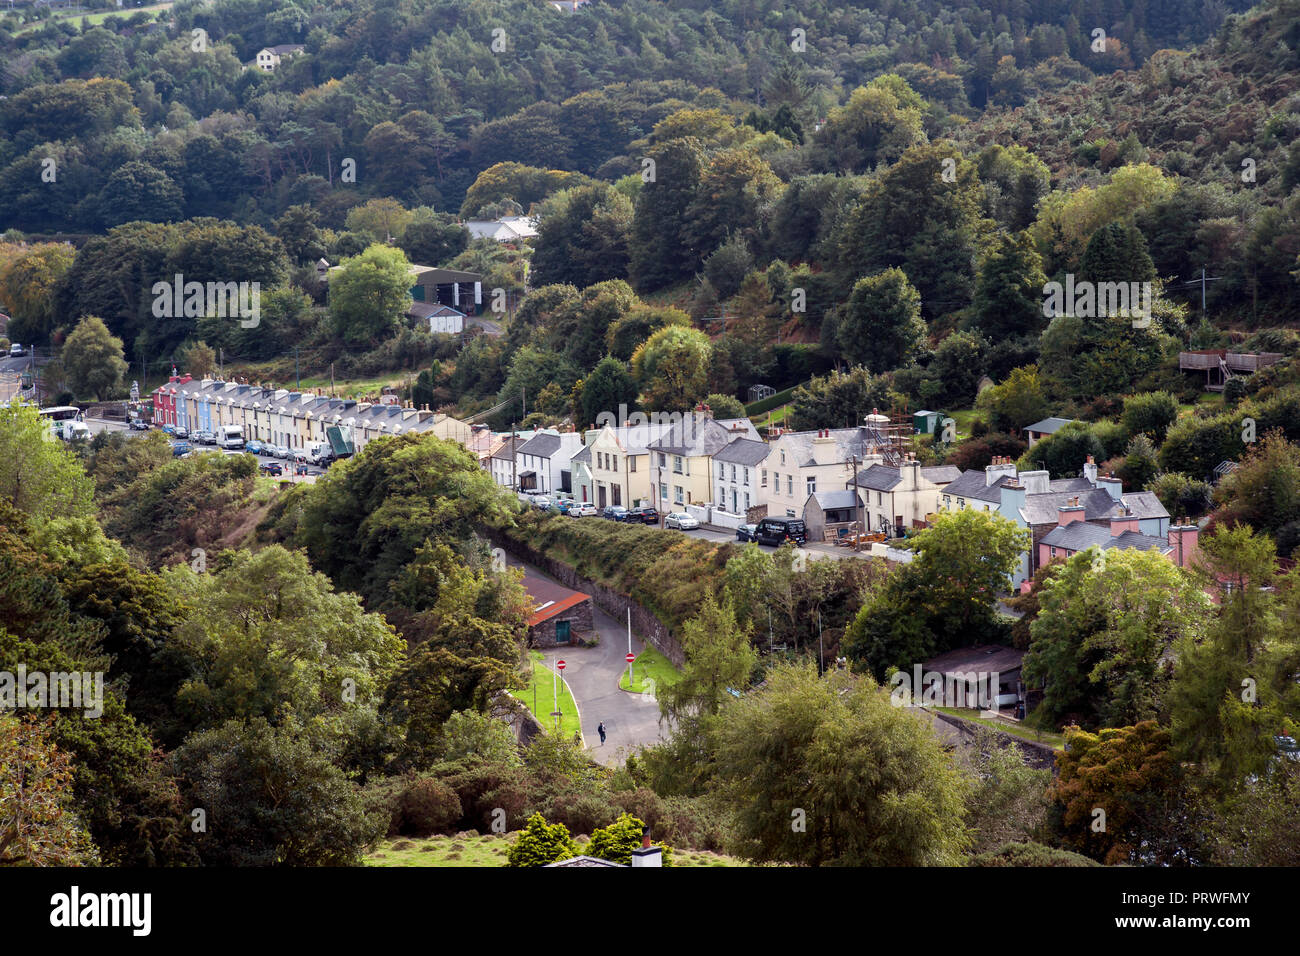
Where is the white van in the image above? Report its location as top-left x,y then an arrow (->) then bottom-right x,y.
59,421 -> 91,442
306,441 -> 333,466
217,425 -> 245,449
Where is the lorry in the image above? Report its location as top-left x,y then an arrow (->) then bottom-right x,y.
216,424 -> 245,449
305,441 -> 334,466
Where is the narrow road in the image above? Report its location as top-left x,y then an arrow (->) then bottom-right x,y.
508,557 -> 670,766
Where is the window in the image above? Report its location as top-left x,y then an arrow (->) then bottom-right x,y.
612,455 -> 618,471
660,483 -> 668,502
806,476 -> 816,496
658,453 -> 667,468
877,492 -> 882,506
761,469 -> 767,488
673,455 -> 683,474
786,475 -> 793,495
1050,547 -> 1057,558
780,450 -> 786,466
719,487 -> 726,506
743,468 -> 749,486
674,485 -> 684,505
730,464 -> 736,481
744,493 -> 750,510
629,456 -> 636,472
786,509 -> 795,518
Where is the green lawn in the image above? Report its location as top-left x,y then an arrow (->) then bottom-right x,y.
512,651 -> 582,741
618,645 -> 681,695
13,2 -> 173,34
932,706 -> 1065,749
945,407 -> 982,440
366,832 -> 748,867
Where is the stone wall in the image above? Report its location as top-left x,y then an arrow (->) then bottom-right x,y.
927,708 -> 1059,771
489,531 -> 685,667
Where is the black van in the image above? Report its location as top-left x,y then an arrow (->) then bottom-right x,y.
755,516 -> 807,546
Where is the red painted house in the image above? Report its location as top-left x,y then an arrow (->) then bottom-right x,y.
151,372 -> 191,427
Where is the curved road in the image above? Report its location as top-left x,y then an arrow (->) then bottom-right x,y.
510,558 -> 670,766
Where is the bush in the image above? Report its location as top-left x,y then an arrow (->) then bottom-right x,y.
546,791 -> 618,836
398,777 -> 464,836
971,841 -> 1100,867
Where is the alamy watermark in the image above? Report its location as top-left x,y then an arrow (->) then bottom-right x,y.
1042,274 -> 1151,328
889,665 -> 1001,716
0,665 -> 104,718
152,274 -> 260,328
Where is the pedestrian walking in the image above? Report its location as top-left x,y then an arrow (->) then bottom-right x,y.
597,721 -> 607,745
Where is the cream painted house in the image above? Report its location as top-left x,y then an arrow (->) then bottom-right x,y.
845,457 -> 961,537
586,421 -> 676,509
764,426 -> 888,520
645,414 -> 761,514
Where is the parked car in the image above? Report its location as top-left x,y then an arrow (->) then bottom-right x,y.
191,430 -> 213,444
294,463 -> 309,476
170,441 -> 192,457
128,418 -> 150,431
627,506 -> 660,524
754,516 -> 807,546
602,506 -> 629,521
245,440 -> 264,455
550,499 -> 572,515
665,512 -> 699,530
259,462 -> 283,476
174,426 -> 188,439
161,424 -> 175,435
9,343 -> 25,357
569,503 -> 598,517
532,495 -> 552,510
736,523 -> 759,542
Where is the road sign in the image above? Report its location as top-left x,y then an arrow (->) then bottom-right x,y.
625,653 -> 635,664
556,659 -> 566,670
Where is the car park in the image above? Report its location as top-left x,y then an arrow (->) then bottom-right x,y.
664,511 -> 699,530
736,523 -> 759,542
569,503 -> 598,517
754,516 -> 807,546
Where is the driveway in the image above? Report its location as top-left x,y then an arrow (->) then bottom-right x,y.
509,558 -> 670,766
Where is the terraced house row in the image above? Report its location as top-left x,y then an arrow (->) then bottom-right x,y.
150,374 -> 473,452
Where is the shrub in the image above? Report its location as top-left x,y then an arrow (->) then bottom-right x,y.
398,778 -> 463,836
546,791 -> 618,836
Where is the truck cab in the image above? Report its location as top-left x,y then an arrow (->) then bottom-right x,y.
217,425 -> 245,449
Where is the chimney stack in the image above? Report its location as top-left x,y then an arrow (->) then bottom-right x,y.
630,826 -> 662,868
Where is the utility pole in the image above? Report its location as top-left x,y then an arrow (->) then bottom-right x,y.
294,346 -> 300,390
818,611 -> 823,676
1181,266 -> 1222,318
330,363 -> 336,398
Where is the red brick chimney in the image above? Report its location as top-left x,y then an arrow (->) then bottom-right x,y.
1168,521 -> 1200,568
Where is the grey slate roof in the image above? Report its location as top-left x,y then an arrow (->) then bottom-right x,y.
647,417 -> 758,457
571,445 -> 592,464
1040,522 -> 1170,554
1019,489 -> 1170,526
713,437 -> 770,466
1024,416 -> 1078,435
808,490 -> 864,511
941,469 -> 1010,504
853,465 -> 902,492
922,465 -> 962,484
517,433 -> 562,458
778,425 -> 889,468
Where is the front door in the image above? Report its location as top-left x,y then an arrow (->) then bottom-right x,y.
555,620 -> 571,645
598,485 -> 607,508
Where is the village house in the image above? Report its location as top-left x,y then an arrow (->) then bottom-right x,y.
764,423 -> 889,522
515,429 -> 585,495
842,456 -> 961,539
712,435 -> 770,521
1022,416 -> 1078,448
253,44 -> 305,72
645,411 -> 761,517
585,420 -> 677,510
